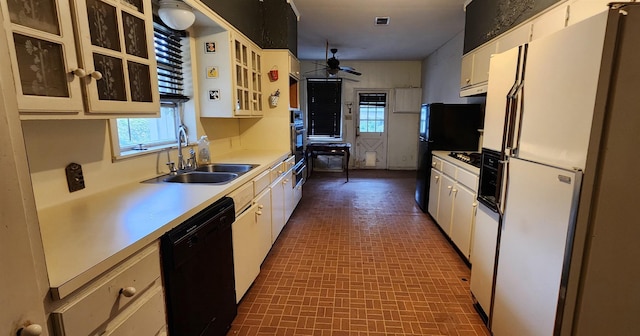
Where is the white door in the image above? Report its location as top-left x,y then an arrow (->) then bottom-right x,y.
450,184 -> 476,259
492,158 -> 580,336
436,174 -> 455,233
0,18 -> 49,335
469,203 -> 500,316
484,47 -> 520,152
355,91 -> 389,169
517,12 -> 607,170
427,169 -> 441,220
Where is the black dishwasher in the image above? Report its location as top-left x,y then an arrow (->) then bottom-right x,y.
161,197 -> 236,336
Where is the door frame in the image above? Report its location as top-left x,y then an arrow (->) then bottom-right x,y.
353,88 -> 391,169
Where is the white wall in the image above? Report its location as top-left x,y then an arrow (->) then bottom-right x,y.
421,31 -> 486,105
300,60 -> 422,169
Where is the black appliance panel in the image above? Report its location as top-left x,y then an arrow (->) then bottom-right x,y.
161,197 -> 237,336
477,149 -> 501,212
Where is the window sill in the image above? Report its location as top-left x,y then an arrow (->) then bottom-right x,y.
113,142 -> 194,162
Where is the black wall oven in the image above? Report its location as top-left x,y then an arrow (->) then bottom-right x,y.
291,109 -> 305,164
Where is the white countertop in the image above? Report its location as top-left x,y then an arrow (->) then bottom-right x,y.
38,149 -> 289,299
432,150 -> 481,175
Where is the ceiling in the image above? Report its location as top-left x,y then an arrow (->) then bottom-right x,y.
293,0 -> 469,61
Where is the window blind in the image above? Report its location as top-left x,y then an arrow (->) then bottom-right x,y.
153,20 -> 189,102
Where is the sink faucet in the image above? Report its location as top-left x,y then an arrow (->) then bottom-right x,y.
177,125 -> 188,171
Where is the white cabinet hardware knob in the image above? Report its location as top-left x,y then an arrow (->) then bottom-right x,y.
258,204 -> 264,209
72,68 -> 86,77
452,188 -> 458,193
18,324 -> 42,336
278,170 -> 283,174
90,71 -> 103,80
435,176 -> 439,180
432,162 -> 436,167
447,186 -> 452,189
283,179 -> 289,185
472,202 -> 478,207
120,287 -> 137,297
256,210 -> 263,216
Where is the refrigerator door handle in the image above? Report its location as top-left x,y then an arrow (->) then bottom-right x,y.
511,44 -> 529,157
501,45 -> 524,158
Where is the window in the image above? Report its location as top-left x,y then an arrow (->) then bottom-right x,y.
113,19 -> 189,156
358,93 -> 387,133
306,79 -> 342,137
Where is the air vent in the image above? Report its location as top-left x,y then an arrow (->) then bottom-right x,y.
375,17 -> 390,25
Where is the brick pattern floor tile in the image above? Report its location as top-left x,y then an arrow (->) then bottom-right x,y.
228,170 -> 490,336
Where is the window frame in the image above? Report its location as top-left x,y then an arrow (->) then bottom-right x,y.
306,78 -> 343,139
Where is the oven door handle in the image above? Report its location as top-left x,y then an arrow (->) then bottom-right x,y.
295,128 -> 306,135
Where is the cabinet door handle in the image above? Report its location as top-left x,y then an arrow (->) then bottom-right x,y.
256,210 -> 263,216
18,324 -> 42,336
72,68 -> 86,77
120,287 -> 137,297
258,204 -> 264,209
447,185 -> 452,190
435,176 -> 439,181
89,71 -> 103,80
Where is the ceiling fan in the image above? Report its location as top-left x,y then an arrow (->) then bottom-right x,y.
305,42 -> 362,80
326,48 -> 362,76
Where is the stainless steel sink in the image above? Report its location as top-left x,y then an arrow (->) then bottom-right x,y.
163,171 -> 239,184
195,163 -> 258,174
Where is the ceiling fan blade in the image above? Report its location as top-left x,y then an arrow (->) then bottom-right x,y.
340,68 -> 362,76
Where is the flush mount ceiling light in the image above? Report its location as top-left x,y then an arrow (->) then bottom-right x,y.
158,0 -> 196,31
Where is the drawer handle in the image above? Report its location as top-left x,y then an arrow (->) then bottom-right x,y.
120,287 -> 137,298
17,324 -> 42,336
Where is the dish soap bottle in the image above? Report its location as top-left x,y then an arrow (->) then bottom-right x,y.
197,136 -> 210,165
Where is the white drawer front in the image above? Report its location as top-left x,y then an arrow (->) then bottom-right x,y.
456,167 -> 479,191
229,181 -> 254,214
253,170 -> 271,197
442,161 -> 457,178
103,285 -> 166,336
270,162 -> 285,181
52,243 -> 161,336
285,155 -> 296,169
431,156 -> 443,171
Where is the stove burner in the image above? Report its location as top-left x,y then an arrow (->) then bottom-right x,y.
449,152 -> 481,168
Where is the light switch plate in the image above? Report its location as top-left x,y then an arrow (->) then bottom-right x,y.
65,163 -> 85,192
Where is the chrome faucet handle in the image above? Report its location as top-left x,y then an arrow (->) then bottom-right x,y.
166,162 -> 178,175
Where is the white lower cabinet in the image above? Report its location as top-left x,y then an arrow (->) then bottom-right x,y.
450,184 -> 478,259
428,168 -> 442,221
283,169 -> 295,222
437,174 -> 456,234
255,188 -> 273,263
233,203 -> 261,303
429,153 -> 479,262
270,173 -> 286,243
50,242 -> 165,336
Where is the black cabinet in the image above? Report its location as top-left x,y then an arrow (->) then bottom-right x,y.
201,0 -> 297,55
464,0 -> 561,54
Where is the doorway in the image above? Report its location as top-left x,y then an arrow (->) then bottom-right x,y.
355,90 -> 389,169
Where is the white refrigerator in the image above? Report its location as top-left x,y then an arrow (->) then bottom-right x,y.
478,6 -> 640,335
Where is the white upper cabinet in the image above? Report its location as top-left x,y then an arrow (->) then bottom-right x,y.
196,28 -> 262,118
531,3 -> 569,41
567,0 -> 611,26
2,0 -> 160,118
393,88 -> 422,113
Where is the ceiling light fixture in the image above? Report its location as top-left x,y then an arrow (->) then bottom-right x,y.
158,0 -> 196,31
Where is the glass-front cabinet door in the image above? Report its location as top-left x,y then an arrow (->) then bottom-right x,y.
72,0 -> 159,115
1,0 -> 85,114
233,36 -> 251,116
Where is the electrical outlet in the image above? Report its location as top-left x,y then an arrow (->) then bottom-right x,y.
65,163 -> 85,193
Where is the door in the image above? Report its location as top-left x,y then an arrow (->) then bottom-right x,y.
450,183 -> 476,259
355,91 -> 389,169
427,168 -> 441,220
436,174 -> 455,233
233,203 -> 261,302
492,158 -> 580,336
517,12 -> 607,170
0,18 -> 49,335
469,203 -> 500,316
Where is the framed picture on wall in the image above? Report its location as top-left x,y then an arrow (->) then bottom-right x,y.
204,42 -> 216,53
206,66 -> 219,78
208,89 -> 220,100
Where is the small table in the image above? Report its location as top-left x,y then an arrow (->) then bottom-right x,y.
306,142 -> 351,182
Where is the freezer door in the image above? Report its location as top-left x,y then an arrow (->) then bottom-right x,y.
516,12 -> 608,170
484,47 -> 521,152
491,158 -> 581,336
